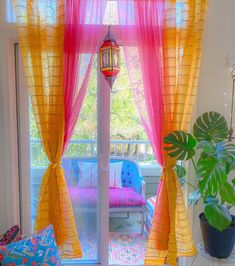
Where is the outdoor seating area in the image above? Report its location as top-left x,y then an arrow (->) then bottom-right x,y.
62,157 -> 146,233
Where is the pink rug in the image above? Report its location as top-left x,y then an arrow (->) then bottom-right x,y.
109,233 -> 147,265
79,232 -> 147,265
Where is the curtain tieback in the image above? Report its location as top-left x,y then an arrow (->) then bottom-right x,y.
161,166 -> 174,175
51,161 -> 62,168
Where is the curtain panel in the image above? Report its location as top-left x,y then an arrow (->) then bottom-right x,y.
147,1 -> 208,265
14,0 -> 107,259
63,0 -> 106,152
118,0 -> 208,265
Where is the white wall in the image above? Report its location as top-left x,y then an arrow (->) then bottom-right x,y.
197,0 -> 235,118
0,30 -> 7,232
188,1 -> 235,265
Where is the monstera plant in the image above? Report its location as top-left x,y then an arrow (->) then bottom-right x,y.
164,111 -> 235,258
164,112 -> 235,231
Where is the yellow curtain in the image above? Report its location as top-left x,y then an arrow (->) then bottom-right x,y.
145,0 -> 208,265
14,0 -> 82,258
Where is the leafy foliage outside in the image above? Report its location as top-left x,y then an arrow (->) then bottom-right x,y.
30,50 -> 152,166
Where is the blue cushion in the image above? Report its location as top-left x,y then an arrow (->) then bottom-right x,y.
0,225 -> 61,265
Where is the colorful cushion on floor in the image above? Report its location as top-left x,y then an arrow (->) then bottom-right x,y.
0,225 -> 61,265
0,225 -> 21,245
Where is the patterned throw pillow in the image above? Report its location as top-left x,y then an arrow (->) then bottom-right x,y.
0,225 -> 21,245
0,225 -> 61,266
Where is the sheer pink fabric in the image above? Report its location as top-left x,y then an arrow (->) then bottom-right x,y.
63,0 -> 107,151
117,0 -> 164,165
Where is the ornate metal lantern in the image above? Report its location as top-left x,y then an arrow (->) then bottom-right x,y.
100,26 -> 120,88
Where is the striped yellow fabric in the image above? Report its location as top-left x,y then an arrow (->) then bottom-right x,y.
145,0 -> 208,265
14,0 -> 82,258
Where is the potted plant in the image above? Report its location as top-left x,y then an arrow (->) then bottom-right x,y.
163,111 -> 235,258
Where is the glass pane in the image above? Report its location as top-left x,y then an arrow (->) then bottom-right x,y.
63,56 -> 99,263
6,0 -> 16,23
30,56 -> 99,263
103,0 -> 118,25
7,0 -> 59,23
109,48 -> 148,265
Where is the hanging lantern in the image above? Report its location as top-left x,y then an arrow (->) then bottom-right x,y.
100,26 -> 120,88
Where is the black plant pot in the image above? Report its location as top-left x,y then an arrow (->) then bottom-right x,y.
199,212 -> 235,259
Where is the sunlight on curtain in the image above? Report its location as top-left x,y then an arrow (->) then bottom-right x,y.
118,0 -> 208,265
62,1 -> 107,261
146,1 -> 208,265
14,0 -> 82,258
63,0 -> 106,151
117,0 -> 164,176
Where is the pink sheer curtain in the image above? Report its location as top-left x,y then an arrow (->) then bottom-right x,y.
116,6 -> 166,261
117,0 -> 164,164
63,0 -> 107,151
117,0 -> 165,262
118,1 -> 203,265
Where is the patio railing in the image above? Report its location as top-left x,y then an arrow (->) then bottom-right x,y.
30,139 -> 156,167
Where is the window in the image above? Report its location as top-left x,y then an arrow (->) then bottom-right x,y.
29,57 -> 99,263
6,0 -> 186,28
10,1 -> 187,265
26,48 -> 155,265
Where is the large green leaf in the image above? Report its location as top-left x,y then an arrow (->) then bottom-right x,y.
219,181 -> 235,204
204,202 -> 232,231
197,140 -> 216,155
175,165 -> 186,186
232,178 -> 235,186
175,164 -> 186,178
164,131 -> 196,160
197,157 -> 227,197
205,195 -> 218,204
216,142 -> 235,161
193,112 -> 228,143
